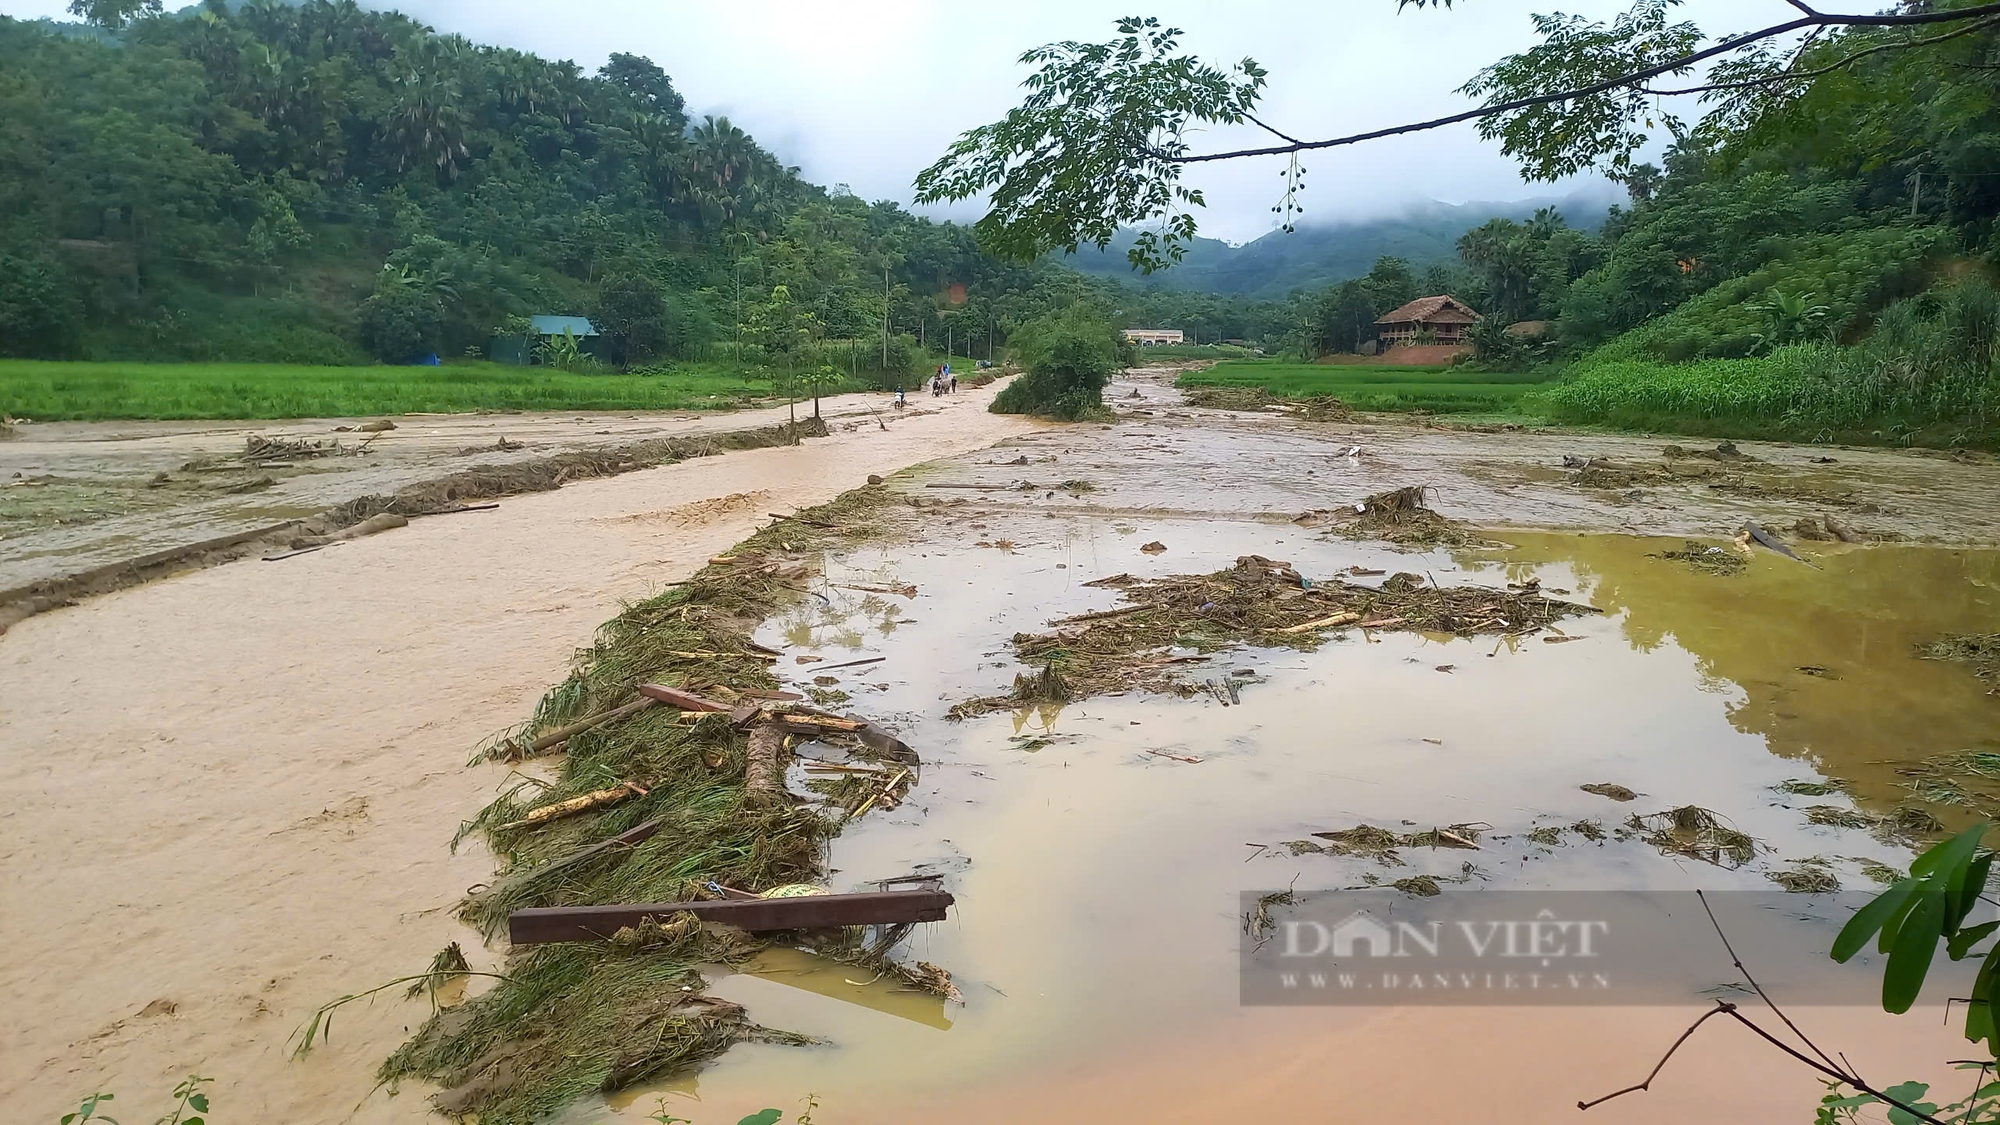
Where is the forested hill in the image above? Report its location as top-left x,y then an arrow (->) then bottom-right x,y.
1063,189 -> 1621,299
0,2 -> 1151,366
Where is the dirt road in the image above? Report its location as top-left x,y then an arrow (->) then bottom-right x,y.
0,382 -> 1033,1124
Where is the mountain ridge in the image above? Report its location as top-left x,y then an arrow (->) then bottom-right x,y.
1065,186 -> 1626,300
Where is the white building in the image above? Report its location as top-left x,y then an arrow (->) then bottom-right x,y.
1121,328 -> 1185,347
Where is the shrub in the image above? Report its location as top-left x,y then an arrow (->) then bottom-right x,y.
0,248 -> 83,359
357,278 -> 445,363
991,306 -> 1120,420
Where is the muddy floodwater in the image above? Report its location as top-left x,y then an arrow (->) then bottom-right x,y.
577,402 -> 2000,1122
6,368 -> 2000,1124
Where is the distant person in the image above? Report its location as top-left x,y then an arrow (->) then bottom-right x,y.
950,373 -> 958,393
894,385 -> 906,409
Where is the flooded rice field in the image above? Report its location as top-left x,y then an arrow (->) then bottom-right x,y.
551,394 -> 2000,1122
5,369 -> 1999,1124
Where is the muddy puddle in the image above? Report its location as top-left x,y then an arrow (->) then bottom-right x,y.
562,478 -> 1999,1123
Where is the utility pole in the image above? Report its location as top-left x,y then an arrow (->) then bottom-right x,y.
882,266 -> 890,369
947,322 -> 953,359
1911,170 -> 1923,218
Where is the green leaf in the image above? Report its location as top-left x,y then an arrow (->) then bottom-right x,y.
1881,1080 -> 1939,1125
737,1111 -> 783,1125
187,1094 -> 208,1113
1834,878 -> 1916,962
1947,851 -> 1992,932
1912,824 -> 1986,879
1949,920 -> 1999,961
1884,885 -> 1946,1014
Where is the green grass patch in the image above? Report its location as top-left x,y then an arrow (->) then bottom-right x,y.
1178,360 -> 1552,413
1527,346 -> 2000,450
0,359 -> 834,421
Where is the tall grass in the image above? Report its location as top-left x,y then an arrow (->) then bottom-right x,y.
1532,279 -> 2000,446
0,359 -> 867,421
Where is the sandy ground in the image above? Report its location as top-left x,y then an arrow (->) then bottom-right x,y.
0,382 -> 1032,1124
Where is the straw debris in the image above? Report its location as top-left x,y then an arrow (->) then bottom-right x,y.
1286,822 -> 1487,866
382,484 -> 917,1125
1320,485 -> 1485,549
1624,806 -> 1759,868
949,555 -> 1595,717
1653,540 -> 1748,576
1768,858 -> 1840,893
1917,633 -> 2000,692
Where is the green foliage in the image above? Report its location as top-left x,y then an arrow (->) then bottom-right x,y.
594,272 -> 668,365
0,7 -> 1138,372
356,268 -> 446,363
0,247 -> 84,359
914,16 -> 1266,270
58,1075 -> 210,1125
1584,225 -> 1950,362
1750,287 -> 1831,353
991,305 -> 1121,419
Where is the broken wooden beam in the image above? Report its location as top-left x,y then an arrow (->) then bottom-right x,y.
496,782 -> 647,832
507,889 -> 956,944
637,684 -> 731,711
519,696 -> 658,756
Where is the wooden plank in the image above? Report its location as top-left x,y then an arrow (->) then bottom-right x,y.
508,889 -> 955,944
637,683 -> 730,711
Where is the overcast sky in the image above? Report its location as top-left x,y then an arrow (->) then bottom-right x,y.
5,0 -> 1773,242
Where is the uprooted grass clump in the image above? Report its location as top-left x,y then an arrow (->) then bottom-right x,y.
1917,633 -> 2000,692
949,554 -> 1596,717
379,484 -> 912,1125
1652,540 -> 1748,576
1623,806 -> 1759,868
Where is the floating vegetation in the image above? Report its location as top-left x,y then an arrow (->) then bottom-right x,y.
1768,858 -> 1840,894
1917,634 -> 2000,692
950,555 -> 1595,717
1652,540 -> 1748,576
1287,823 -> 1486,867
1580,782 -> 1639,802
1626,806 -> 1759,868
1894,751 -> 2000,819
1803,805 -> 1873,829
1777,778 -> 1839,796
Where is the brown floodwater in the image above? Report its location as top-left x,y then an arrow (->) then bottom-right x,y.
573,513 -> 2000,1125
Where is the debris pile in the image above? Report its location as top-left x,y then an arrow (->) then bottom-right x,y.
240,435 -> 350,462
1307,485 -> 1484,548
379,484 -> 954,1125
1662,440 -> 1756,462
1183,386 -> 1282,411
950,555 -> 1596,717
1651,540 -> 1748,576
